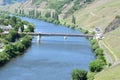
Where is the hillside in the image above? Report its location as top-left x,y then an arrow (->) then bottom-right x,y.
64,0 -> 120,80
0,0 -> 25,5
0,0 -> 120,80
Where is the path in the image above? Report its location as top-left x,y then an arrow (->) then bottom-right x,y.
99,40 -> 118,66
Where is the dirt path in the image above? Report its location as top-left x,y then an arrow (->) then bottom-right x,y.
99,40 -> 118,66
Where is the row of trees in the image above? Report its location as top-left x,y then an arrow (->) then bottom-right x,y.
0,35 -> 32,66
70,27 -> 106,80
89,39 -> 106,72
0,15 -> 34,66
14,8 -> 60,25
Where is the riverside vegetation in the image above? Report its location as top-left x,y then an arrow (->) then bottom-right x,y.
0,14 -> 34,66
0,0 -> 120,80
10,13 -> 106,80
0,3 -> 106,80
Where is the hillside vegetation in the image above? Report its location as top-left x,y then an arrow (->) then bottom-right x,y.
0,0 -> 120,80
64,0 -> 120,80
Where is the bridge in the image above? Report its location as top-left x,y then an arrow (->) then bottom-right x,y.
1,32 -> 94,42
23,32 -> 94,42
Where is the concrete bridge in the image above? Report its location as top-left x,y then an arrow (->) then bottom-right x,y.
1,32 -> 94,42
22,32 -> 94,42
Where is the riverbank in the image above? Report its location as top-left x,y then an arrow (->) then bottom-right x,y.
15,13 -> 108,80
0,12 -> 110,80
0,14 -> 34,66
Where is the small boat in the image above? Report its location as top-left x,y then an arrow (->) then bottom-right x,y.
64,36 -> 67,40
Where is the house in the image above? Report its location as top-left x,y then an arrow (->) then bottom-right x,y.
0,25 -> 13,32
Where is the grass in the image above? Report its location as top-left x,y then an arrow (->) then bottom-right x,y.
104,27 -> 120,61
94,63 -> 120,80
65,0 -> 120,30
99,40 -> 115,64
64,0 -> 120,80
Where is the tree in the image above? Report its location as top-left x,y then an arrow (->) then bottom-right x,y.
21,35 -> 32,48
15,42 -> 25,53
89,60 -> 103,72
0,52 -> 10,65
94,48 -> 103,56
72,15 -> 76,24
45,12 -> 51,18
27,23 -> 34,32
54,12 -> 59,20
4,44 -> 18,58
7,30 -> 19,42
71,69 -> 87,80
0,28 -> 3,33
91,43 -> 99,51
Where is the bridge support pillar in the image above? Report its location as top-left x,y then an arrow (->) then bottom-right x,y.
37,34 -> 41,43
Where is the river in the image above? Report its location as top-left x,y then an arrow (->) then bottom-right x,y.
0,17 -> 95,80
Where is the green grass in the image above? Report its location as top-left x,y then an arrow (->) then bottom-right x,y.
104,27 -> 120,61
64,0 -> 120,80
94,63 -> 120,80
99,40 -> 115,64
65,0 -> 120,30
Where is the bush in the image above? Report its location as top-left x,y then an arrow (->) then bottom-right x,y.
71,69 -> 87,80
87,72 -> 96,80
94,48 -> 103,56
91,43 -> 99,51
0,52 -> 10,65
90,39 -> 97,45
89,60 -> 103,72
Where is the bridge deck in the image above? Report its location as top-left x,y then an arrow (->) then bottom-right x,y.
24,32 -> 94,37
0,32 -> 94,37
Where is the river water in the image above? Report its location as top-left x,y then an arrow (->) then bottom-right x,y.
0,17 -> 95,80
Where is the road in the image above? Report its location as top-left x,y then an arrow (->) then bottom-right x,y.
99,40 -> 118,66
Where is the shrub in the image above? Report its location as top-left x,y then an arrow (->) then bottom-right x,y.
94,48 -> 103,56
91,43 -> 99,51
89,60 -> 103,72
0,52 -> 10,65
87,72 -> 96,80
71,69 -> 87,80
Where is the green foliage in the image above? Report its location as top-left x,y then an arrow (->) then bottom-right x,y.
47,0 -> 72,14
86,0 -> 94,3
36,11 -> 41,18
115,15 -> 120,19
0,28 -> 3,33
21,35 -> 32,48
4,44 -> 18,58
89,60 -> 103,72
0,14 -> 34,66
0,52 -> 10,65
45,12 -> 51,18
15,42 -> 25,53
7,30 -> 19,42
89,38 -> 106,73
94,48 -> 103,56
68,0 -> 81,14
90,39 -> 97,45
87,72 -> 96,80
91,43 -> 99,51
72,15 -> 76,24
71,69 -> 87,80
0,35 -> 32,66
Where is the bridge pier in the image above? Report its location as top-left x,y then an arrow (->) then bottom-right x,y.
37,34 -> 41,43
